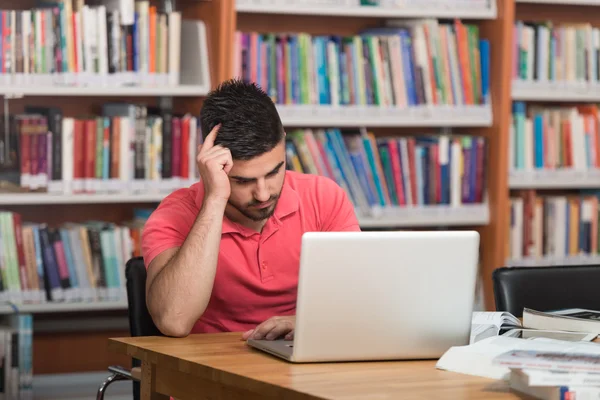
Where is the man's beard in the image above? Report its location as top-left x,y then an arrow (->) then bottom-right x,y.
228,194 -> 280,222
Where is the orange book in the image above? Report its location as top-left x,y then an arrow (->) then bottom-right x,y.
149,6 -> 157,74
110,117 -> 120,179
454,19 -> 474,105
569,197 -> 580,256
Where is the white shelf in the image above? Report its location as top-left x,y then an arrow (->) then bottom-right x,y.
509,169 -> 600,189
516,0 -> 600,4
0,192 -> 173,205
512,80 -> 600,102
0,19 -> 211,99
0,300 -> 128,314
276,104 -> 493,127
357,204 -> 489,228
0,85 -> 210,98
236,1 -> 497,18
506,255 -> 600,267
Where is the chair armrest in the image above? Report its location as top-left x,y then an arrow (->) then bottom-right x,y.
131,367 -> 141,381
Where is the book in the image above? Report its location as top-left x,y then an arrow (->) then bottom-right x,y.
470,311 -> 521,343
510,369 -> 600,400
524,308 -> 600,334
435,336 -> 600,380
493,349 -> 600,373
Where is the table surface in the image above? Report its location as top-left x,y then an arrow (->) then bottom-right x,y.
108,332 -> 530,399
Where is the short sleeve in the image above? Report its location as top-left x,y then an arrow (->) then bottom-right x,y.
316,177 -> 361,232
141,190 -> 198,267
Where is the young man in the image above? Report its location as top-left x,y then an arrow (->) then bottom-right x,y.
141,79 -> 361,341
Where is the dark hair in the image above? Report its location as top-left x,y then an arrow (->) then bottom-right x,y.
200,79 -> 285,160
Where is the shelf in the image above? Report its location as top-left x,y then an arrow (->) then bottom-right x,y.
0,300 -> 128,314
506,255 -> 600,268
516,0 -> 600,4
236,1 -> 497,19
356,204 -> 489,228
509,169 -> 600,189
512,80 -> 600,102
276,105 -> 493,127
0,192 -> 174,205
0,85 -> 210,98
0,19 -> 211,99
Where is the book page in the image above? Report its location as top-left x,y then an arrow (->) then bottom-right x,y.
472,311 -> 521,327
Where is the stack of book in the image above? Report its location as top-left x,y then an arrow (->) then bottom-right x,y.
285,128 -> 487,212
510,103 -> 600,174
0,1 -> 181,87
508,191 -> 600,263
513,20 -> 600,88
0,208 -> 152,305
0,104 -> 201,195
235,19 -> 490,108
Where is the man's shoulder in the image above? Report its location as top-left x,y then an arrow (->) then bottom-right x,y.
285,171 -> 348,209
156,182 -> 202,214
285,170 -> 342,193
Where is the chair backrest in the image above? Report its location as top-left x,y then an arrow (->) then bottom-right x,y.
493,264 -> 600,317
125,256 -> 162,337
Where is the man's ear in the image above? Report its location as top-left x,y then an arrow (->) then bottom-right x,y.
283,131 -> 287,137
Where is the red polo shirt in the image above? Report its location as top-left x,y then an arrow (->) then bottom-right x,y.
141,171 -> 361,334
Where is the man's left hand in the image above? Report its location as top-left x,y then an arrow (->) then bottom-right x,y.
242,316 -> 295,341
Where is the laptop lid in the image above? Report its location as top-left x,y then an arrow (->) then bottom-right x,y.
290,230 -> 480,363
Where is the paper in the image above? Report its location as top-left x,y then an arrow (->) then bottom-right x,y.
436,336 -> 600,380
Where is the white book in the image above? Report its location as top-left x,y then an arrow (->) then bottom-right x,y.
511,369 -> 600,400
167,11 -> 181,86
470,311 -> 521,344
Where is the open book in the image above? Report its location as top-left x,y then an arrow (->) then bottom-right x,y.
470,311 -> 521,343
523,308 -> 600,334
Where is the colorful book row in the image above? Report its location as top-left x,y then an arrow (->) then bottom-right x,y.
508,191 -> 600,261
234,18 -> 490,108
510,102 -> 600,172
513,20 -> 600,85
285,128 -> 486,212
0,104 -> 202,195
0,210 -> 150,305
0,2 -> 181,87
0,315 -> 32,400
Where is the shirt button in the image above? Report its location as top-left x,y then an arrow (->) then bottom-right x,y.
261,262 -> 267,269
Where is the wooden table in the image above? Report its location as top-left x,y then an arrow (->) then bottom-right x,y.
108,332 -> 529,399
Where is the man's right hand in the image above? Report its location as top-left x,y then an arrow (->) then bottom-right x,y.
197,124 -> 233,202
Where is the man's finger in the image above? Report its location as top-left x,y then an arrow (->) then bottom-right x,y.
264,323 -> 292,341
249,319 -> 278,340
201,123 -> 221,151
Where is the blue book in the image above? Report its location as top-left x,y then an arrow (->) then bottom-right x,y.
479,39 -> 490,104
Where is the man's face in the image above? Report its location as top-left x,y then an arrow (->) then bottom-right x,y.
226,140 -> 287,222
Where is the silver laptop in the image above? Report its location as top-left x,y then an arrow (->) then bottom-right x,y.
247,230 -> 480,363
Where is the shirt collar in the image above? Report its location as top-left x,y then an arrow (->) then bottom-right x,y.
196,172 -> 300,236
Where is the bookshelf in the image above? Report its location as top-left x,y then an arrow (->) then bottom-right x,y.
9,0 -> 591,396
232,0 -> 516,316
0,0 -> 234,393
236,0 -> 498,19
507,1 -> 600,272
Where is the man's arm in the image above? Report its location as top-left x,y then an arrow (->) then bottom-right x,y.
145,197 -> 227,337
145,124 -> 233,337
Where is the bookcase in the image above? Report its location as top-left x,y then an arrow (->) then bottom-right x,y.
507,1 -> 600,272
11,0 -> 600,397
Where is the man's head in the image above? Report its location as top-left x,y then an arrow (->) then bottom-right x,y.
200,79 -> 287,223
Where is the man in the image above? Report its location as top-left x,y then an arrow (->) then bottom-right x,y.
141,79 -> 361,341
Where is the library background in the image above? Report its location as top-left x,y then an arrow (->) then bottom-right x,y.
0,0 -> 598,398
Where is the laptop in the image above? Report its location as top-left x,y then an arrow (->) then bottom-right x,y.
247,230 -> 480,363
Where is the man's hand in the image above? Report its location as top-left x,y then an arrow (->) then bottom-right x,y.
242,316 -> 295,341
197,123 -> 233,202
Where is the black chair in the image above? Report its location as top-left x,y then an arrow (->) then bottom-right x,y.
493,264 -> 600,317
96,256 -> 164,400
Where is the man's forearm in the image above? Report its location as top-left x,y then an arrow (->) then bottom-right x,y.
147,197 -> 226,336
